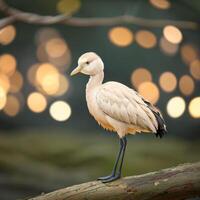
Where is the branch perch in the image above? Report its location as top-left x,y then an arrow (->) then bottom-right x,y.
0,0 -> 199,29
29,162 -> 200,200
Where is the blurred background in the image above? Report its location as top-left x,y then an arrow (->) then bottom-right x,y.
0,0 -> 200,199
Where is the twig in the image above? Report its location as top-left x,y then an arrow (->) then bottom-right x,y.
0,0 -> 199,29
29,162 -> 200,200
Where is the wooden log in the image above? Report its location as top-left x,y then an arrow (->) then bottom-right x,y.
29,162 -> 200,200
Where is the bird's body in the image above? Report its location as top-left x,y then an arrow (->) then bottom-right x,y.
71,52 -> 167,183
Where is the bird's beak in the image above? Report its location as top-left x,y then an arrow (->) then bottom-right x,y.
70,65 -> 82,76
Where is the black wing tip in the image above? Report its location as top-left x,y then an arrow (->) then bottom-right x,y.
142,99 -> 167,139
152,111 -> 167,139
155,127 -> 167,138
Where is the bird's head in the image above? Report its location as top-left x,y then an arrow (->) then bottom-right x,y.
70,52 -> 104,76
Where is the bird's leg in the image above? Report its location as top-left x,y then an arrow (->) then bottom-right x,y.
117,137 -> 127,176
100,137 -> 127,183
97,138 -> 123,181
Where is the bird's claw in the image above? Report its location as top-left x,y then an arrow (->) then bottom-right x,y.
98,173 -> 121,183
97,174 -> 115,181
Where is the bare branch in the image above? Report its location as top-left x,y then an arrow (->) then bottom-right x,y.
0,16 -> 15,28
0,0 -> 199,30
29,162 -> 200,200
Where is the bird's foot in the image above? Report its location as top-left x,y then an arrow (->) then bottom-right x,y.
97,173 -> 115,181
99,173 -> 121,183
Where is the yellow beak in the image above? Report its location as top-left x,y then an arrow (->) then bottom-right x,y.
70,65 -> 82,76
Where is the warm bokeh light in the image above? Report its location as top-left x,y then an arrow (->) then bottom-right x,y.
0,86 -> 7,110
0,74 -> 10,93
41,73 -> 60,95
0,25 -> 16,45
149,0 -> 170,10
45,38 -> 67,58
36,63 -> 60,95
181,44 -> 198,64
190,59 -> 200,80
49,101 -> 71,121
159,72 -> 177,92
35,28 -> 60,45
131,68 -> 152,89
36,63 -> 58,83
36,43 -> 49,62
108,27 -> 134,47
0,54 -> 17,77
159,37 -> 179,56
3,95 -> 20,117
138,82 -> 159,104
10,71 -> 23,93
27,92 -> 47,113
55,74 -> 69,96
49,51 -> 71,71
179,75 -> 194,96
57,0 -> 81,15
167,96 -> 186,118
189,97 -> 200,118
163,25 -> 183,44
135,30 -> 157,48
27,64 -> 39,86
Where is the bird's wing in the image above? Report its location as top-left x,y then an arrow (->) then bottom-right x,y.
96,81 -> 158,132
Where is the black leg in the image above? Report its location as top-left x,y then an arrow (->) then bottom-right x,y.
98,138 -> 123,181
99,137 -> 127,183
118,137 -> 127,175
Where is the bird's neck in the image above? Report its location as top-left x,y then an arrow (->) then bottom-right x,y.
86,71 -> 104,92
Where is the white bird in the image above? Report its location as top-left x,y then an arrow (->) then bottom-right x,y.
71,52 -> 167,183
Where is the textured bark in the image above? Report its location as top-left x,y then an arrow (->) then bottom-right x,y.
29,162 -> 200,200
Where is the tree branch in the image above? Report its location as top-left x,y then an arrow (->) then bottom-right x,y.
0,0 -> 199,30
29,162 -> 200,200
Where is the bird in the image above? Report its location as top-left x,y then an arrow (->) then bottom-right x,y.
70,52 -> 167,183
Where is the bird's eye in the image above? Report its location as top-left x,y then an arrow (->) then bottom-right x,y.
86,61 -> 90,65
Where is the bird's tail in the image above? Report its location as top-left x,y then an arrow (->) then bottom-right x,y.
152,110 -> 167,138
142,98 -> 167,138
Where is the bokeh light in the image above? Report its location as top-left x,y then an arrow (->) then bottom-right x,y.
181,44 -> 198,64
57,0 -> 81,15
163,25 -> 183,44
159,72 -> 177,92
0,25 -> 16,45
27,92 -> 47,113
179,75 -> 194,96
190,59 -> 200,80
189,97 -> 200,118
108,27 -> 134,47
3,95 -> 20,117
35,28 -> 60,45
48,50 -> 71,71
159,37 -> 179,56
55,74 -> 70,96
36,63 -> 60,95
45,38 -> 67,58
0,54 -> 17,77
41,73 -> 60,95
135,30 -> 157,48
138,82 -> 159,104
149,0 -> 170,10
36,43 -> 49,62
167,96 -> 186,118
131,68 -> 152,89
0,74 -> 10,93
27,64 -> 39,86
36,63 -> 58,82
49,101 -> 71,121
10,71 -> 23,93
0,86 -> 7,110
